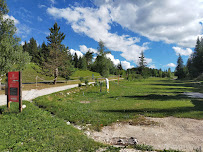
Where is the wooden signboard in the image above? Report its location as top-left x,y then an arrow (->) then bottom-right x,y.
7,71 -> 22,112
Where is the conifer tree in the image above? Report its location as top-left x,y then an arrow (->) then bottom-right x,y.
175,54 -> 186,79
44,22 -> 72,84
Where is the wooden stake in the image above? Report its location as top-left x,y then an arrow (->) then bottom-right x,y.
19,71 -> 22,112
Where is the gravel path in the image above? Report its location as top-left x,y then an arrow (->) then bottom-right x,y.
0,83 -> 81,106
184,92 -> 203,98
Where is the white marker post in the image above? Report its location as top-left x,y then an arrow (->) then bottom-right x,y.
105,78 -> 109,93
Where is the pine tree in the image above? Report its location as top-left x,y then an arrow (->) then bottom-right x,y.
189,37 -> 203,77
94,40 -> 110,77
0,0 -> 30,89
44,22 -> 72,84
175,54 -> 186,79
138,51 -> 148,77
28,37 -> 39,63
84,50 -> 93,69
73,53 -> 78,68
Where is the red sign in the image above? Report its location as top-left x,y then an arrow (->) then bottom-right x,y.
8,71 -> 20,102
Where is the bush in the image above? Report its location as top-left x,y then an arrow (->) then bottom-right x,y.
79,77 -> 84,82
135,144 -> 154,151
85,79 -> 89,86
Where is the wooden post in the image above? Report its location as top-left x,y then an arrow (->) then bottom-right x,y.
36,76 -> 38,88
100,81 -> 102,92
6,73 -> 10,111
7,94 -> 10,111
19,71 -> 22,112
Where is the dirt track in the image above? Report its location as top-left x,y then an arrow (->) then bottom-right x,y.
90,117 -> 203,151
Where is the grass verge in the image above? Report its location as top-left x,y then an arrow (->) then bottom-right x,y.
0,101 -> 104,152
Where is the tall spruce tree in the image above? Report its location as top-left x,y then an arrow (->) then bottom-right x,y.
84,50 -> 93,69
45,22 -> 72,84
28,37 -> 39,63
94,40 -> 110,77
0,0 -> 30,89
190,37 -> 203,77
175,54 -> 186,79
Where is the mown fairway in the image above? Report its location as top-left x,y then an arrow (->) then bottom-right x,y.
0,78 -> 202,151
34,78 -> 203,131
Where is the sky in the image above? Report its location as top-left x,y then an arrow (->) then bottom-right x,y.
5,0 -> 203,71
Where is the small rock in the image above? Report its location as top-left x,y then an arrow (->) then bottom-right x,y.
66,121 -> 71,125
22,105 -> 26,109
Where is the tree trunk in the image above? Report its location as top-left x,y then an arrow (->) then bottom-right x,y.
53,68 -> 58,85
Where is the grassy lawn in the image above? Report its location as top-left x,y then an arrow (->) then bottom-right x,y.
34,78 -> 203,131
0,102 -> 108,152
1,77 -> 202,151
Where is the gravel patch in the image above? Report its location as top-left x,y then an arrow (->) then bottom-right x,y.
89,117 -> 203,151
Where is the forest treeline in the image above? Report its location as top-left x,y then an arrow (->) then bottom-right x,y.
1,0 -> 203,86
175,38 -> 203,79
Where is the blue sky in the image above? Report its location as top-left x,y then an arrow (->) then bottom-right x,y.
6,0 -> 203,71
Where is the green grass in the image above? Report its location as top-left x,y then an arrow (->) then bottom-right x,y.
34,77 -> 203,131
22,63 -> 66,83
0,101 -> 104,152
1,77 -> 202,151
71,70 -> 101,79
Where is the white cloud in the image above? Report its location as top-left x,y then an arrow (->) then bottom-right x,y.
166,63 -> 176,67
172,47 -> 193,56
106,53 -> 120,66
3,14 -> 19,25
50,0 -> 55,4
94,0 -> 203,48
79,45 -> 97,54
20,41 -> 25,46
121,61 -> 134,70
38,4 -> 46,8
37,16 -> 43,22
70,49 -> 83,58
149,64 -> 156,69
47,6 -> 150,64
17,24 -> 31,38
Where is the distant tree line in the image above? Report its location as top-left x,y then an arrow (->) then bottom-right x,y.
126,51 -> 173,80
175,37 -> 203,79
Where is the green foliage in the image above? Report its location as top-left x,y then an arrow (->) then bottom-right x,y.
78,56 -> 87,70
187,37 -> 203,78
85,79 -> 89,86
175,54 -> 187,79
44,22 -> 73,84
0,0 -> 30,77
84,50 -> 93,70
135,144 -> 154,151
92,40 -> 116,77
71,70 -> 101,79
0,101 -> 102,151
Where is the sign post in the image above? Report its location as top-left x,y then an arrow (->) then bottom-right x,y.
7,71 -> 22,112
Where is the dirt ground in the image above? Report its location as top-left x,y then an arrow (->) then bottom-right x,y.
88,117 -> 203,152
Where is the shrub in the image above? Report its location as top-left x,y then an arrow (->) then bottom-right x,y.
85,79 -> 89,86
79,77 -> 84,82
135,144 -> 154,151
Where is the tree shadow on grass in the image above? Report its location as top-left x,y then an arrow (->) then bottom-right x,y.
98,99 -> 203,117
109,94 -> 188,101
